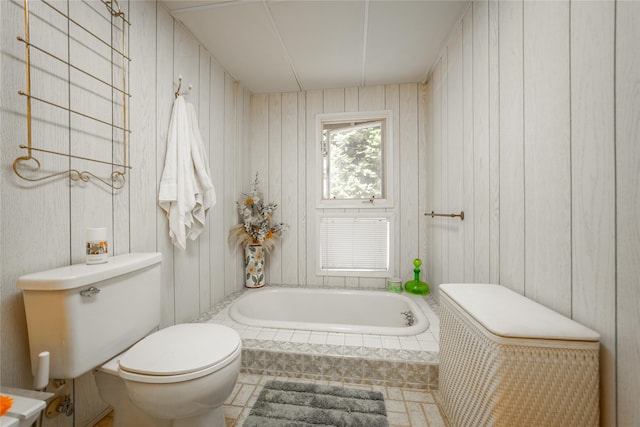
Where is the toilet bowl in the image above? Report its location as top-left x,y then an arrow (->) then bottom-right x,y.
94,323 -> 241,427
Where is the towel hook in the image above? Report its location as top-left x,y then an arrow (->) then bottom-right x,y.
175,75 -> 192,99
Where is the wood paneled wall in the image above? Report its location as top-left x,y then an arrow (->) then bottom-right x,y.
2,0 -> 637,426
424,1 -> 639,425
0,1 -> 248,425
248,84 -> 428,289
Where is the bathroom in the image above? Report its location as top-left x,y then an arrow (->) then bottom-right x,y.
0,0 -> 637,426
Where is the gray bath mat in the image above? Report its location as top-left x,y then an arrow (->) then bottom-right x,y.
243,380 -> 389,427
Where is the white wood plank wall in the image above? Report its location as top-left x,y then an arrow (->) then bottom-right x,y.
424,1 -> 639,425
248,83 -> 427,289
2,0 -> 638,426
0,1 -> 248,425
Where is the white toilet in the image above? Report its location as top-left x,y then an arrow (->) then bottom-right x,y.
17,253 -> 241,427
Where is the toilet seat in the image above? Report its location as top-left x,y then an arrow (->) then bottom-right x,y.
117,324 -> 241,384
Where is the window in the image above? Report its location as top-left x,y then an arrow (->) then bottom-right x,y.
317,213 -> 393,277
314,111 -> 396,278
316,111 -> 393,208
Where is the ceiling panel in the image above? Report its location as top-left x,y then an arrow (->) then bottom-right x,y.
169,1 -> 300,93
163,0 -> 469,94
268,0 -> 366,91
365,1 -> 466,86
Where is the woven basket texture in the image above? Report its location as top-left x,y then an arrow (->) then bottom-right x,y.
440,295 -> 599,427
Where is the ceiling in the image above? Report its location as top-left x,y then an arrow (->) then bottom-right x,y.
162,0 -> 469,94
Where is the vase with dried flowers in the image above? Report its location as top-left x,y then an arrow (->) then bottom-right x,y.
229,173 -> 287,288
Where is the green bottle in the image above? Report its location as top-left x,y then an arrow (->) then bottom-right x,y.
404,258 -> 430,295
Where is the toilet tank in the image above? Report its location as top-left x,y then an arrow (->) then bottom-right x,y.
17,253 -> 162,379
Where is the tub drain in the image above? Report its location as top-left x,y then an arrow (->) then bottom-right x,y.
401,310 -> 415,326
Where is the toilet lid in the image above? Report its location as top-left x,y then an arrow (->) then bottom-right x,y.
119,324 -> 241,377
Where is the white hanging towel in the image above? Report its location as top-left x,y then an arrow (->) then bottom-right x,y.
186,101 -> 216,240
158,96 -> 215,250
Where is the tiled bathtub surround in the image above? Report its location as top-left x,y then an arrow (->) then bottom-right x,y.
196,287 -> 441,390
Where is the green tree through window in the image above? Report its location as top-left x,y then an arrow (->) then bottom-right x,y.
323,120 -> 383,200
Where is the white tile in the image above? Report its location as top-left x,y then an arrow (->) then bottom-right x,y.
415,331 -> 436,341
385,399 -> 406,413
381,336 -> 401,349
344,334 -> 363,347
256,328 -> 278,340
399,337 -> 422,351
231,384 -> 256,406
386,387 -> 405,400
403,390 -> 431,402
237,373 -> 262,385
231,322 -> 247,332
221,317 -> 236,327
308,332 -> 328,345
362,335 -> 382,348
418,340 -> 440,352
423,403 -> 447,427
387,411 -> 411,426
273,329 -> 294,342
326,332 -> 345,346
224,382 -> 242,404
291,331 -> 311,343
240,327 -> 262,339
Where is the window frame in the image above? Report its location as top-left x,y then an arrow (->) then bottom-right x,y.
315,110 -> 394,209
313,110 -> 397,278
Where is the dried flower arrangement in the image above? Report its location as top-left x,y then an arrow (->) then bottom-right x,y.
228,173 -> 287,252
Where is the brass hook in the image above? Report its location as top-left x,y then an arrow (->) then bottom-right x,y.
175,75 -> 193,99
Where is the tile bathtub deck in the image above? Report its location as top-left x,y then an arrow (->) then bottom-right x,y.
197,287 -> 441,389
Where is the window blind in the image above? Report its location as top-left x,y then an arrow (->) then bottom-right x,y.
319,217 -> 389,271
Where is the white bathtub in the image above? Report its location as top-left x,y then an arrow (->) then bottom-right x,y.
228,287 -> 430,336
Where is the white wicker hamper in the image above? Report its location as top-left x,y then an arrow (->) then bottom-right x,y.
439,284 -> 600,427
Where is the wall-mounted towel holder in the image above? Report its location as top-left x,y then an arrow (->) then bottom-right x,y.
175,76 -> 193,98
13,0 -> 131,190
425,211 -> 465,221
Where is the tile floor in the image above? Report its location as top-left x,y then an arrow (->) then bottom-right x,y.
224,372 -> 451,427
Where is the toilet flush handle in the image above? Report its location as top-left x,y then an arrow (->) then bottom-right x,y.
80,286 -> 101,297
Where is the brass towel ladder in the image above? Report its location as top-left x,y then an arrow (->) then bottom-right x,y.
13,0 -> 132,189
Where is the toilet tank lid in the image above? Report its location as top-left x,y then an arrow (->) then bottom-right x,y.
119,324 -> 241,377
16,253 -> 161,291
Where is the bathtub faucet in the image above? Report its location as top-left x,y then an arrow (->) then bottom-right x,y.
402,311 -> 415,326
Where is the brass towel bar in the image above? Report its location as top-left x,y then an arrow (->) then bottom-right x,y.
16,38 -> 132,97
42,0 -> 131,58
425,211 -> 465,221
17,91 -> 132,133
